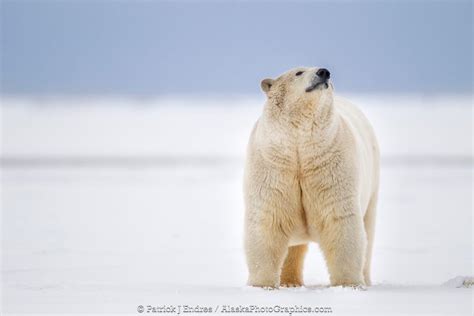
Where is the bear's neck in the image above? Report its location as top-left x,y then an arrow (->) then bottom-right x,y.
308,98 -> 340,153
310,93 -> 337,132
262,94 -> 340,155
266,94 -> 337,131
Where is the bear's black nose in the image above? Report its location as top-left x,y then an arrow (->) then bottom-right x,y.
316,68 -> 330,80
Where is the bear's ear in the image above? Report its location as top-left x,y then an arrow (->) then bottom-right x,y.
260,78 -> 274,94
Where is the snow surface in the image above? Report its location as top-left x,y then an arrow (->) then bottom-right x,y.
1,95 -> 473,315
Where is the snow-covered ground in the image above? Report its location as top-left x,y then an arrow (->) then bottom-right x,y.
1,95 -> 473,315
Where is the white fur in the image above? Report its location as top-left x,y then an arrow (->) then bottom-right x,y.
244,67 -> 380,288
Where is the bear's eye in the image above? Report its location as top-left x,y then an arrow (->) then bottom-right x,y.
295,71 -> 304,76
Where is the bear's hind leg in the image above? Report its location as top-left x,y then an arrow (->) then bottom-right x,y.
363,193 -> 378,286
280,244 -> 308,287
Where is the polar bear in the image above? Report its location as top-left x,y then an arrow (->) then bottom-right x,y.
244,67 -> 379,288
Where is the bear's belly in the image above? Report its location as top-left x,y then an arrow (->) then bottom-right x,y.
287,217 -> 315,246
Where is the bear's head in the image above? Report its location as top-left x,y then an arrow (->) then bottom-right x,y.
260,67 -> 334,116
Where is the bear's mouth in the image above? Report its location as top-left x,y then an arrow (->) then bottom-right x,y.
305,81 -> 329,93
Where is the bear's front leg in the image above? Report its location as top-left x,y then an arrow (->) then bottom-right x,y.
319,211 -> 367,287
244,165 -> 300,289
244,218 -> 289,288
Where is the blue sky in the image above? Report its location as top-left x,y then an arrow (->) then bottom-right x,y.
1,1 -> 472,96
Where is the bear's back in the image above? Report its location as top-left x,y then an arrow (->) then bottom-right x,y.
334,96 -> 380,211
